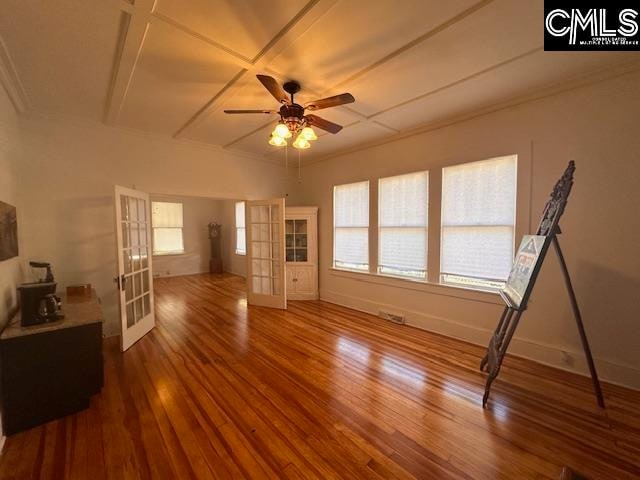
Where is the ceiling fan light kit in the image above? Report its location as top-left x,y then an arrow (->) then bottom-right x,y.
224,75 -> 355,151
268,135 -> 287,147
273,123 -> 292,139
300,126 -> 318,141
292,136 -> 311,149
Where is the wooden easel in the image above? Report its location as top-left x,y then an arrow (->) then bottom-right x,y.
480,161 -> 605,408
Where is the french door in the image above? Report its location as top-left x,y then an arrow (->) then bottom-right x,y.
114,186 -> 155,351
246,198 -> 286,309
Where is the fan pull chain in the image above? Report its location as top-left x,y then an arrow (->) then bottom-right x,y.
285,144 -> 288,169
298,150 -> 302,182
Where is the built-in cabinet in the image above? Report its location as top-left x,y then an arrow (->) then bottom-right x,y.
285,206 -> 318,300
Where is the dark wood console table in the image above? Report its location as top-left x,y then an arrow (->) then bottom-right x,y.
0,290 -> 103,435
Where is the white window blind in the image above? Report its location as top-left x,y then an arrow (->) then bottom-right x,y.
334,181 -> 369,271
378,171 -> 428,279
151,202 -> 184,255
441,155 -> 517,289
235,201 -> 246,255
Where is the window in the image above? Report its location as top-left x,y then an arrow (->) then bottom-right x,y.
151,202 -> 184,255
235,201 -> 246,255
378,171 -> 429,279
440,155 -> 517,289
333,181 -> 369,271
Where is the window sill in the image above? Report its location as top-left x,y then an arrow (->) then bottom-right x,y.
329,267 -> 503,305
235,252 -> 246,256
153,251 -> 186,257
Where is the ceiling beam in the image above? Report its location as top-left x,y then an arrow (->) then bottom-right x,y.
223,119 -> 275,150
104,0 -> 156,124
0,34 -> 29,113
171,0 -> 341,139
331,0 -> 495,92
368,46 -> 543,120
152,12 -> 254,67
116,0 -> 134,15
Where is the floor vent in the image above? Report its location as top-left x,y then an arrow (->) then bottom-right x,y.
379,310 -> 405,324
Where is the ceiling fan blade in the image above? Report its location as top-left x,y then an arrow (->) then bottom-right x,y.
224,109 -> 277,114
305,93 -> 355,111
306,114 -> 343,134
256,74 -> 289,104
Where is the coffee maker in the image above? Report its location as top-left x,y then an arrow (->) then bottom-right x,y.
18,261 -> 64,326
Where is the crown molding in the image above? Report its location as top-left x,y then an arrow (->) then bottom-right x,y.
0,35 -> 30,113
306,59 -> 640,166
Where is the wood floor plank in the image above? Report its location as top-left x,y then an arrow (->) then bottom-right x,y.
0,272 -> 639,479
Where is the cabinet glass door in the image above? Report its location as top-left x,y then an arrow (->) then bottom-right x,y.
285,219 -> 308,263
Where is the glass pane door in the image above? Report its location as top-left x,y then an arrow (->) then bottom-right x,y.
115,186 -> 155,351
120,195 -> 152,326
246,198 -> 286,309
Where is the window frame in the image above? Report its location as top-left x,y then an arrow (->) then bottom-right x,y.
329,153 -> 523,296
151,201 -> 185,256
439,155 -> 518,290
377,170 -> 429,280
332,181 -> 370,272
235,201 -> 246,256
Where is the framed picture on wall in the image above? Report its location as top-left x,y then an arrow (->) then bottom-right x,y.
0,200 -> 18,261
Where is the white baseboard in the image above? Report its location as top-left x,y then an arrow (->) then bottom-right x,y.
153,270 -> 246,279
153,269 -> 209,278
224,269 -> 246,278
320,289 -> 640,391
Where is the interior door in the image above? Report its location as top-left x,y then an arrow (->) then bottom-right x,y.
246,198 -> 286,309
114,185 -> 155,351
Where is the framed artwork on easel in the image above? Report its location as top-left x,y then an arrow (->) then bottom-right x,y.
480,161 -> 605,409
500,235 -> 548,310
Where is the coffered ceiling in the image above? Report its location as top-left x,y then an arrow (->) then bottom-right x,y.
1,0 -> 639,164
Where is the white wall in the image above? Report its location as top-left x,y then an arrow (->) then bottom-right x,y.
291,71 -> 640,389
0,86 -> 23,331
149,195 -> 248,278
18,114 -> 292,336
150,194 -> 223,277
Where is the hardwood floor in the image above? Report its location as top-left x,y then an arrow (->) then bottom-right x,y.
1,273 -> 639,479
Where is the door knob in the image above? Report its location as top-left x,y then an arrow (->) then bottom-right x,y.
113,274 -> 127,291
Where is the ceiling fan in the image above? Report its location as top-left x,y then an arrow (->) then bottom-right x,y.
224,74 -> 355,149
